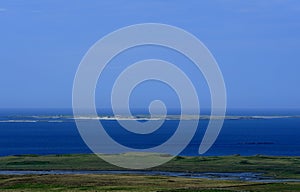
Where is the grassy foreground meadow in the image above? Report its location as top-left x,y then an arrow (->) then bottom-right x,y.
0,154 -> 299,191
1,174 -> 300,192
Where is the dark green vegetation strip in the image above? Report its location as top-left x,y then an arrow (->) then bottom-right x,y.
0,154 -> 299,191
0,154 -> 299,179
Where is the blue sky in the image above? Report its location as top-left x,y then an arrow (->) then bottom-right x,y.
0,0 -> 300,111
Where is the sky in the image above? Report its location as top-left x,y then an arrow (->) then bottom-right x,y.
0,0 -> 300,112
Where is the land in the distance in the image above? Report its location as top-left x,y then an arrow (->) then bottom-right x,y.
0,154 -> 299,191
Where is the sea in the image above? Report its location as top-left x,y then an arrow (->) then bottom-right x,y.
0,109 -> 299,157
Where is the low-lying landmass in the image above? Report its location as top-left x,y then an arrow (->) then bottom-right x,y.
0,154 -> 299,191
1,174 -> 300,192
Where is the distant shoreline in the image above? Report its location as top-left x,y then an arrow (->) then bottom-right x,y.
2,114 -> 300,121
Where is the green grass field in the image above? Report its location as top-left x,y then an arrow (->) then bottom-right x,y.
0,154 -> 299,191
1,173 -> 300,192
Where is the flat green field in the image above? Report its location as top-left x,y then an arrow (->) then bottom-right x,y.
1,174 -> 300,192
0,154 -> 299,191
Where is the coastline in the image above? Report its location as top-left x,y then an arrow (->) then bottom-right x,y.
0,153 -> 299,179
0,153 -> 299,192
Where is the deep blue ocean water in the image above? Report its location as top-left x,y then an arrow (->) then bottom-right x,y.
0,112 -> 299,156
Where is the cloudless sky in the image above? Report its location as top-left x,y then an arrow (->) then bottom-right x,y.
0,0 -> 300,112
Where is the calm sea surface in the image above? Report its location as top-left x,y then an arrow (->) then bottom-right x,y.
0,112 -> 299,156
